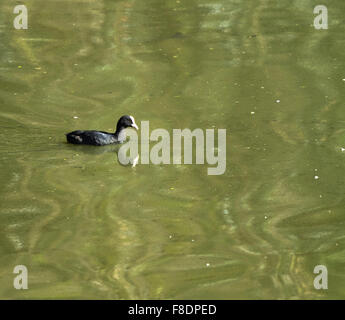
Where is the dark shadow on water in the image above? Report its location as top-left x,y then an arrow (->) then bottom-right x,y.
65,142 -> 138,167
65,143 -> 121,155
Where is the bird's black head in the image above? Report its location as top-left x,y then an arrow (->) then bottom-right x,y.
115,115 -> 138,133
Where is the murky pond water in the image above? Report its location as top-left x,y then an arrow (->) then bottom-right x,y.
1,0 -> 345,299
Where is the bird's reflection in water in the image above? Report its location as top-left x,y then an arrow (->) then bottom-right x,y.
66,143 -> 120,155
66,143 -> 139,167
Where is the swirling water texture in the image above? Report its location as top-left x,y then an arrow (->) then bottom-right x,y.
0,0 -> 344,299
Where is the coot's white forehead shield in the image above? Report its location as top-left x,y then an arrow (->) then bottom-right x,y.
130,115 -> 138,130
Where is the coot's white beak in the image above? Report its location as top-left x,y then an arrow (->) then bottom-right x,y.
131,123 -> 138,130
130,115 -> 139,130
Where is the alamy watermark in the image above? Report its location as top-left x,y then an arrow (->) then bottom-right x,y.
13,265 -> 28,290
12,5 -> 328,31
313,265 -> 328,290
13,5 -> 28,30
11,263 -> 328,291
117,121 -> 227,175
314,5 -> 328,30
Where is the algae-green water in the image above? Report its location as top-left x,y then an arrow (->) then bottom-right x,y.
1,0 -> 345,299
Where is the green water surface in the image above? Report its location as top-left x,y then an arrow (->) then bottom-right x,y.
0,0 -> 345,299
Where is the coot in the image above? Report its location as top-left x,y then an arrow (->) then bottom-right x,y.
66,115 -> 138,146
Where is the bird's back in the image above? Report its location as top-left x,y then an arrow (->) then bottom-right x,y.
66,130 -> 117,146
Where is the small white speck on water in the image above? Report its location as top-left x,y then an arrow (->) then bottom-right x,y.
206,263 -> 210,267
191,239 -> 195,242
314,168 -> 318,171
276,99 -> 280,103
264,215 -> 268,220
73,116 -> 78,119
341,147 -> 345,152
319,195 -> 322,198
260,86 -> 265,89
342,79 -> 345,81
251,111 -> 255,115
169,235 -> 173,239
314,175 -> 319,180
132,155 -> 139,168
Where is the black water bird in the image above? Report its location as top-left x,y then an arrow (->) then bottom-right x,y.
66,115 -> 138,146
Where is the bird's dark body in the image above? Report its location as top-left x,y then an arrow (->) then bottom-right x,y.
65,115 -> 138,146
66,130 -> 118,146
